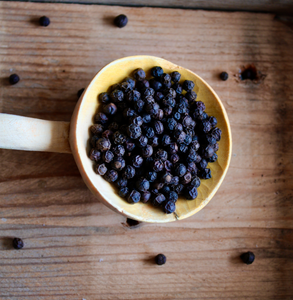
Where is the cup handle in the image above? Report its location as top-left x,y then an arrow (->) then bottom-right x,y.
0,113 -> 71,153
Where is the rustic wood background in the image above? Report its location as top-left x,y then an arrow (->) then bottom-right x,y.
20,0 -> 293,14
1,1 -> 293,299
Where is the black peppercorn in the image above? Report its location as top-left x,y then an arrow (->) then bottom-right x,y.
111,89 -> 124,103
153,109 -> 164,120
127,124 -> 142,139
125,139 -> 136,152
182,80 -> 195,91
149,136 -> 159,147
141,191 -> 151,203
213,143 -> 219,152
200,168 -> 212,179
171,71 -> 181,83
39,16 -> 50,27
149,79 -> 162,91
187,162 -> 198,176
111,157 -> 126,171
240,251 -> 255,264
180,172 -> 192,185
89,149 -> 101,162
134,99 -> 145,113
208,116 -> 218,128
152,159 -> 164,172
126,90 -> 141,102
77,88 -> 85,98
120,81 -> 132,93
12,237 -> 24,249
153,120 -> 164,135
220,71 -> 229,81
202,145 -> 215,159
184,185 -> 198,200
102,130 -> 113,139
160,73 -> 171,84
103,103 -> 117,115
141,171 -> 154,183
136,177 -> 150,192
103,170 -> 118,182
119,187 -> 129,198
130,115 -> 143,126
162,185 -> 171,194
123,165 -> 136,179
211,127 -> 222,141
142,113 -> 152,124
190,176 -> 201,188
132,155 -> 143,168
167,118 -> 177,131
166,191 -> 178,202
151,66 -> 164,78
133,68 -> 146,81
185,91 -> 197,103
113,131 -> 127,145
141,145 -> 153,158
102,129 -> 113,139
116,178 -> 128,188
155,149 -> 168,161
161,172 -> 173,184
155,253 -> 166,265
174,130 -> 186,144
198,159 -> 208,170
173,183 -> 184,194
136,79 -> 150,90
96,138 -> 111,152
125,77 -> 135,89
164,160 -> 173,172
152,193 -> 166,207
163,200 -> 176,214
99,92 -> 110,104
179,143 -> 188,154
95,112 -> 108,124
170,153 -> 179,164
175,164 -> 187,177
9,74 -> 20,85
127,190 -> 141,204
163,106 -> 173,117
95,163 -> 107,175
112,145 -> 125,157
114,14 -> 128,28
208,153 -> 218,162
137,135 -> 148,148
154,91 -> 164,102
172,83 -> 183,94
153,182 -> 164,190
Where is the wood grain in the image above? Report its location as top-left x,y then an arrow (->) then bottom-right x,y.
20,0 -> 293,14
1,2 -> 293,299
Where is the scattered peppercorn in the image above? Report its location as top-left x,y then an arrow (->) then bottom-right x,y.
220,71 -> 229,81
77,88 -> 85,98
88,66 -> 222,213
126,218 -> 140,227
155,253 -> 166,265
114,14 -> 128,28
9,74 -> 20,85
240,251 -> 255,264
12,238 -> 24,250
39,16 -> 50,27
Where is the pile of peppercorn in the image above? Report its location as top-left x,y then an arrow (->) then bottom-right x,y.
88,66 -> 221,214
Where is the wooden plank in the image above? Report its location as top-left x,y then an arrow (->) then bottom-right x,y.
1,2 -> 293,299
19,0 -> 293,14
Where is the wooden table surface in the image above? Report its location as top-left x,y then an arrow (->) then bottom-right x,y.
1,2 -> 293,299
